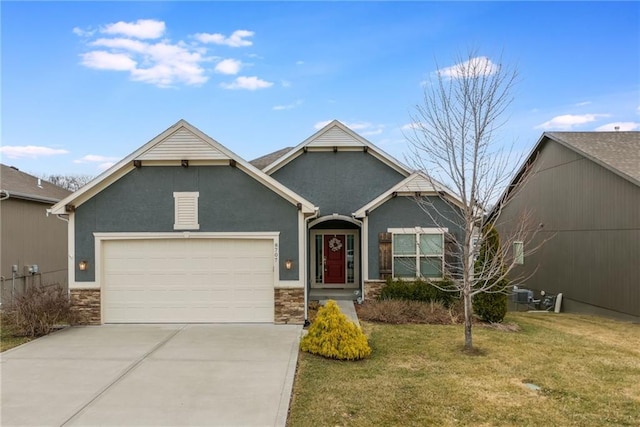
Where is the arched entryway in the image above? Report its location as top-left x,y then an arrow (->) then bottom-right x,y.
308,215 -> 362,298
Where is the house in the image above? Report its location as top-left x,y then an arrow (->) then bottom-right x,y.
49,120 -> 464,325
0,164 -> 71,305
495,131 -> 639,321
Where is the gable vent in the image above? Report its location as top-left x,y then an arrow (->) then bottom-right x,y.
174,192 -> 199,230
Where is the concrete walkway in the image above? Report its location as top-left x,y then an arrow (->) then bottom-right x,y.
1,324 -> 301,427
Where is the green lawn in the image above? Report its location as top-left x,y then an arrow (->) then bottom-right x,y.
0,323 -> 32,352
288,313 -> 640,426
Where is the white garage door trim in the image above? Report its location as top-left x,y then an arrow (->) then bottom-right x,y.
95,232 -> 280,323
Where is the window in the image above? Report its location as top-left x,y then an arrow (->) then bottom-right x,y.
173,192 -> 199,230
513,241 -> 524,265
390,228 -> 445,279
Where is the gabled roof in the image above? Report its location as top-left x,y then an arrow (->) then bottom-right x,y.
250,147 -> 293,170
489,131 -> 640,221
0,164 -> 71,203
353,171 -> 464,218
262,120 -> 411,176
545,131 -> 639,186
49,120 -> 317,215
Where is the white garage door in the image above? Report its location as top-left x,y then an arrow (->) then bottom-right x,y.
102,238 -> 275,323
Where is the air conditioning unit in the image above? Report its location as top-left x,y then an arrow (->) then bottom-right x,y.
513,289 -> 533,304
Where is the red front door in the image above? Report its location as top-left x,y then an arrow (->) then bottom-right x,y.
324,235 -> 346,284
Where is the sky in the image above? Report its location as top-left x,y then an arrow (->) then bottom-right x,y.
1,1 -> 638,177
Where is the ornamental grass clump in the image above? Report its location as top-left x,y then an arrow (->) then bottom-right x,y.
300,300 -> 371,361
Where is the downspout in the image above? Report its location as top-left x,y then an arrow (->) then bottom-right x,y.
351,214 -> 365,304
304,208 -> 320,326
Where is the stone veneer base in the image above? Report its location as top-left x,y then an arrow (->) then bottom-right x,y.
70,288 -> 101,325
364,280 -> 385,301
274,288 -> 305,324
70,287 -> 306,325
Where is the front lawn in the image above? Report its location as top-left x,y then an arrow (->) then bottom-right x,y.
288,313 -> 640,426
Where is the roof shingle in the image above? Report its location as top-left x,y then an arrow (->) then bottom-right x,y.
0,164 -> 71,203
546,131 -> 640,185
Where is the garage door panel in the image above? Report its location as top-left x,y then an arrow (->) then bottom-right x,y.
103,238 -> 275,323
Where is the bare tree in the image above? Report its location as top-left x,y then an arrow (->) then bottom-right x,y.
39,174 -> 93,192
406,50 -> 542,351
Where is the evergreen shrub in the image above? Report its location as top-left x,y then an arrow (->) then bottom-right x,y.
473,225 -> 509,323
379,277 -> 458,307
300,300 -> 371,360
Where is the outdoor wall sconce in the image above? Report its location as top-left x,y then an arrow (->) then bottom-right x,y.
285,259 -> 293,270
78,260 -> 88,271
181,159 -> 189,168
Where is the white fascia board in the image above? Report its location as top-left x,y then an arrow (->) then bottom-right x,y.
50,163 -> 134,214
51,119 -> 316,215
93,231 -> 281,240
353,172 -> 464,218
50,120 -> 192,214
263,120 -> 411,177
236,162 -> 316,213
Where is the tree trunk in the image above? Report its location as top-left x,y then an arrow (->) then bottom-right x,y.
463,286 -> 473,350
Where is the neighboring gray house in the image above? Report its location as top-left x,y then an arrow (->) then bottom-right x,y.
50,120 -> 464,325
495,131 -> 639,321
1,164 -> 71,305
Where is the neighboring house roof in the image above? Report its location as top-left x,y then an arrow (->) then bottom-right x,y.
262,120 -> 411,176
545,131 -> 640,186
353,171 -> 464,217
250,147 -> 293,170
0,164 -> 71,203
489,131 -> 640,220
49,120 -> 317,215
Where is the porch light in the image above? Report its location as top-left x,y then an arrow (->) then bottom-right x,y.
285,259 -> 293,270
78,260 -> 88,271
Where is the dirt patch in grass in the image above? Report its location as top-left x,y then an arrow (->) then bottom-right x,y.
288,313 -> 640,426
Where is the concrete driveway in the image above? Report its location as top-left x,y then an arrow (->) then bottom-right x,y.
1,324 -> 302,427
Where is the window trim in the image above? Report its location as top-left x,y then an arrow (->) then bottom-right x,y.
388,227 -> 447,279
173,191 -> 200,230
513,241 -> 524,265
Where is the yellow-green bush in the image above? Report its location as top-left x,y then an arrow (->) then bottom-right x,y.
300,300 -> 371,360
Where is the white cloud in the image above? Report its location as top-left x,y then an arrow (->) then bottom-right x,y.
73,27 -> 95,37
220,76 -> 273,90
281,80 -> 291,87
195,30 -> 254,47
361,128 -> 384,136
594,121 -> 640,131
101,19 -> 165,39
313,120 -> 384,136
98,162 -> 116,171
273,100 -> 303,111
91,37 -> 147,52
575,101 -> 592,107
80,34 -> 207,87
81,51 -> 137,71
401,122 -> 422,131
535,114 -> 610,130
314,120 -> 333,130
0,146 -> 69,159
74,154 -> 120,164
437,56 -> 499,79
344,122 -> 371,131
76,22 -> 266,88
296,60 -> 304,65
214,58 -> 242,75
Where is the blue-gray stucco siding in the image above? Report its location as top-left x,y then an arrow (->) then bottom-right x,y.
271,151 -> 405,216
367,196 -> 464,279
74,166 -> 299,281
